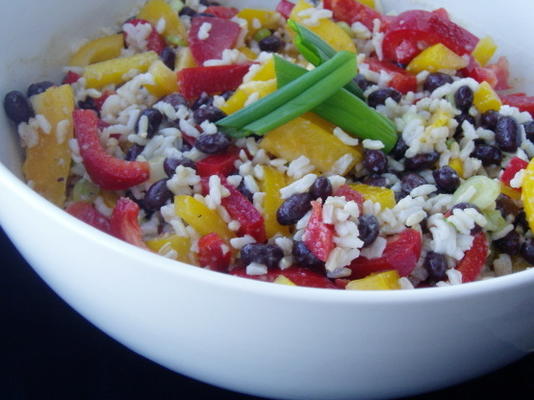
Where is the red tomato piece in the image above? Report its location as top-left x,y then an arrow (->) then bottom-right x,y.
73,110 -> 150,190
304,201 -> 335,262
126,19 -> 166,54
500,157 -> 528,189
222,183 -> 266,242
196,148 -> 239,177
188,17 -> 241,65
204,6 -> 239,19
66,201 -> 111,233
63,71 -> 81,84
501,93 -> 534,116
231,266 -> 337,289
178,64 -> 251,101
349,228 -> 422,279
276,0 -> 295,19
198,233 -> 232,271
324,0 -> 387,31
382,10 -> 479,64
110,197 -> 147,249
365,57 -> 417,93
456,232 -> 489,283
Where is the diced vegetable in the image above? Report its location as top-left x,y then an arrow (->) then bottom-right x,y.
521,157 -> 534,232
231,266 -> 338,289
22,85 -> 75,206
456,232 -> 488,283
273,275 -> 297,286
174,195 -> 232,240
501,182 -> 521,201
472,36 -> 497,67
110,197 -> 147,249
237,9 -> 280,37
483,209 -> 507,233
346,270 -> 401,290
334,185 -> 365,211
220,79 -> 277,115
188,17 -> 241,65
250,58 -> 276,81
260,166 -> 290,238
126,19 -> 167,54
473,82 -> 502,113
276,0 -> 295,19
198,233 -> 232,271
406,43 -> 468,73
195,148 -> 239,177
501,157 -> 528,189
69,34 -> 124,67
487,56 -> 511,90
324,0 -> 385,31
304,201 -> 335,262
72,179 -> 100,203
501,93 -> 534,116
448,158 -> 464,178
365,57 -> 418,94
66,201 -> 111,233
137,0 -> 186,40
349,184 -> 396,209
146,234 -> 191,263
452,176 -> 500,210
175,47 -> 197,71
144,60 -> 178,98
204,6 -> 239,19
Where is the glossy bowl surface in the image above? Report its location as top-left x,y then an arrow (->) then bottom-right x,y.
1,1 -> 534,399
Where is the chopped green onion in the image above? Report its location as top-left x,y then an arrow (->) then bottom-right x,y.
166,35 -> 188,47
254,28 -> 272,42
452,176 -> 500,210
168,0 -> 184,13
275,56 -> 398,152
217,51 -> 356,137
72,179 -> 99,202
483,209 -> 507,232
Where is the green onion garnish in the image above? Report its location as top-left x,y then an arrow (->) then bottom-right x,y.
253,28 -> 272,42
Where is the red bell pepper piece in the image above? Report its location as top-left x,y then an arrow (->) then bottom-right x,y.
501,157 -> 528,189
110,197 -> 147,249
198,232 -> 232,271
178,64 -> 251,101
276,0 -> 295,19
73,110 -> 150,190
304,201 -> 335,262
333,185 -> 364,213
501,93 -> 534,116
324,0 -> 387,31
66,201 -> 111,234
349,228 -> 422,279
188,17 -> 241,65
456,232 -> 489,283
461,57 -> 498,88
382,10 -> 479,64
196,148 -> 239,177
365,57 -> 417,93
125,19 -> 166,54
222,183 -> 266,243
204,6 -> 239,19
63,71 -> 81,85
487,56 -> 511,90
231,266 -> 338,289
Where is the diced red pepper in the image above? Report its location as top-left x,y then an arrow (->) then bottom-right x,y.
73,110 -> 150,190
365,57 -> 418,93
188,17 -> 241,65
487,56 -> 511,91
431,8 -> 449,20
304,201 -> 335,262
333,185 -> 364,213
501,93 -> 534,116
324,0 -> 387,31
110,197 -> 147,249
204,6 -> 239,19
349,228 -> 422,279
66,201 -> 111,234
501,157 -> 528,189
231,266 -> 337,289
198,233 -> 232,271
276,0 -> 295,19
178,64 -> 251,101
222,183 -> 266,242
382,10 -> 479,64
196,148 -> 239,177
456,232 -> 489,283
334,278 -> 350,289
461,56 -> 498,88
63,71 -> 81,85
125,19 -> 166,54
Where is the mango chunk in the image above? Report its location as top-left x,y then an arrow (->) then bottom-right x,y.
474,81 -> 502,113
260,166 -> 290,238
69,34 -> 124,67
472,36 -> 497,67
407,43 -> 468,73
23,85 -> 75,206
174,195 -> 232,240
349,184 -> 396,209
145,60 -> 178,98
146,234 -> 192,263
237,9 -> 280,37
346,271 -> 401,290
138,0 -> 186,40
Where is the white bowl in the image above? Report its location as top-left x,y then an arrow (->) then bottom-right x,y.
1,1 -> 534,399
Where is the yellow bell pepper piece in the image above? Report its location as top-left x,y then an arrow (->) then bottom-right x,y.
273,275 -> 297,286
146,234 -> 192,263
349,184 -> 396,209
260,166 -> 290,238
473,81 -> 502,113
346,270 -> 401,290
238,47 -> 258,60
260,116 -> 362,175
101,190 -> 119,209
502,182 -> 521,200
69,34 -> 124,67
522,158 -> 534,232
175,47 -> 197,71
220,79 -> 277,115
407,43 -> 468,73
137,0 -> 186,40
237,9 -> 280,37
83,51 -> 159,89
144,60 -> 178,98
302,112 -> 336,133
250,58 -> 275,81
356,0 -> 376,8
22,85 -> 75,207
290,0 -> 356,53
472,36 -> 497,67
449,158 -> 464,178
175,195 -> 232,240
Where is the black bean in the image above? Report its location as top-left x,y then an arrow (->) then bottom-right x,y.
160,47 -> 176,69
423,72 -> 453,92
471,143 -> 502,166
221,90 -> 235,100
523,121 -> 534,143
193,105 -> 226,124
240,243 -> 284,269
493,230 -> 521,256
364,149 -> 388,174
258,35 -> 284,53
136,108 -> 163,138
181,141 -> 193,152
433,166 -> 460,193
454,113 -> 476,140
309,177 -> 332,201
358,215 -> 380,248
363,174 -> 387,187
454,85 -> 473,112
401,173 -> 426,195
404,152 -> 439,171
367,88 -> 402,108
194,132 -> 230,154
163,157 -> 196,177
424,252 -> 448,283
77,97 -> 98,112
293,241 -> 324,269
161,93 -> 187,110
144,179 -> 173,210
237,179 -> 254,202
191,92 -> 213,110
200,0 -> 220,5
179,6 -> 197,17
391,137 -> 408,160
355,74 -> 373,91
521,238 -> 534,265
277,192 -> 313,225
515,211 -> 529,232
27,81 -> 55,97
479,110 -> 500,131
3,91 -> 34,124
496,194 -> 520,218
125,144 -> 144,161
495,116 -> 520,152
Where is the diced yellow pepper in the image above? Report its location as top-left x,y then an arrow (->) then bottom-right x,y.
346,270 -> 401,290
407,43 -> 468,73
349,184 -> 396,209
83,51 -> 159,89
302,112 -> 336,133
472,36 -> 497,67
138,0 -> 186,40
449,158 -> 464,178
274,275 -> 297,286
502,182 -> 521,200
290,0 -> 356,53
260,116 -> 362,175
69,34 -> 124,67
220,79 -> 276,115
101,190 -> 119,209
237,9 -> 280,37
238,47 -> 258,60
250,58 -> 275,81
474,81 -> 502,113
260,166 -> 290,238
146,234 -> 192,263
144,60 -> 179,98
174,195 -> 233,240
175,47 -> 197,71
356,0 -> 376,8
521,158 -> 534,232
23,85 -> 75,207
430,110 -> 452,128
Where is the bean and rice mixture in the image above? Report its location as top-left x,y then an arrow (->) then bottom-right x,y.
4,0 -> 534,290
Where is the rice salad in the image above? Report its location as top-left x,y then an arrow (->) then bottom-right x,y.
4,0 -> 534,290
